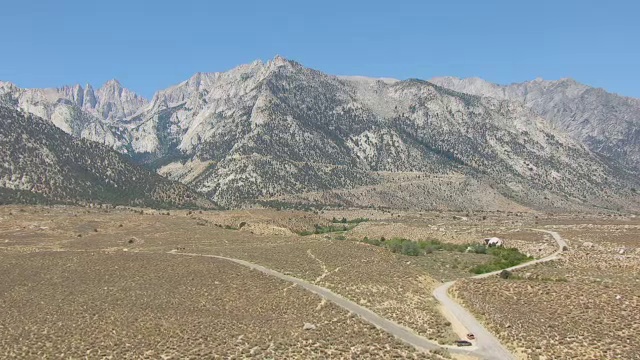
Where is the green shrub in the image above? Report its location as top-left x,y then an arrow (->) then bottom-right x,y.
401,241 -> 421,256
468,244 -> 487,254
470,247 -> 533,274
500,270 -> 512,279
386,238 -> 405,254
332,217 -> 369,224
361,237 -> 382,247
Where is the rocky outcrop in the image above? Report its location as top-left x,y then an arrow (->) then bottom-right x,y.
0,79 -> 148,151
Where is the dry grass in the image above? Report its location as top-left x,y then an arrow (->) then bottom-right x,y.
0,206 -> 458,358
188,234 -> 461,344
1,249 -> 448,359
6,206 -> 632,359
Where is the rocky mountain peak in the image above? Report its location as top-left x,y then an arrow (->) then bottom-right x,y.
271,54 -> 289,65
94,79 -> 148,121
99,79 -> 123,95
83,84 -> 97,109
3,59 -> 639,211
266,55 -> 300,72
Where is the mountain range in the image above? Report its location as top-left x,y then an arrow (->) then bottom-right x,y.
431,76 -> 640,172
1,56 -> 638,211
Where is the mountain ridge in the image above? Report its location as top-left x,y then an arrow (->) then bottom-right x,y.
2,57 -> 639,211
0,105 -> 212,208
430,76 -> 640,171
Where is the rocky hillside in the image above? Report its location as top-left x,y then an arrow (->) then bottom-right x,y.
0,79 -> 147,152
430,77 -> 640,171
2,58 -> 639,211
117,58 -> 640,210
0,105 -> 211,208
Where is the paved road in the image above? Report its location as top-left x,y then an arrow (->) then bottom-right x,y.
168,229 -> 566,359
169,251 -> 470,356
432,229 -> 567,359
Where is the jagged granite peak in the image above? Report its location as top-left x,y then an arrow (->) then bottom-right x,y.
0,79 -> 148,118
430,76 -> 640,170
83,83 -> 97,109
95,79 -> 148,121
123,56 -> 305,157
55,83 -> 85,107
0,79 -> 149,151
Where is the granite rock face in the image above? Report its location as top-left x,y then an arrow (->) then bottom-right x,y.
431,76 -> 640,171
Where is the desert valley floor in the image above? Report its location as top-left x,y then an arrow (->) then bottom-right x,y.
1,206 -> 638,359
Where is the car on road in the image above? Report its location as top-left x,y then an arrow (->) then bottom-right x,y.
455,340 -> 473,347
466,333 -> 475,340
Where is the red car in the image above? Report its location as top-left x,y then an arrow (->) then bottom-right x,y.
466,333 -> 476,340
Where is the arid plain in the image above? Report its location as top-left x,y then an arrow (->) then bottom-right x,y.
1,206 -> 638,359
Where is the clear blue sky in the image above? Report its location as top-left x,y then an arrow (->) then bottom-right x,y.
1,0 -> 638,98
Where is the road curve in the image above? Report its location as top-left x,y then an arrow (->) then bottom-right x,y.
167,229 -> 566,359
432,229 -> 567,360
168,251 -> 474,357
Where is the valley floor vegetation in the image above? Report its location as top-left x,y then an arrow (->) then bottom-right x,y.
359,237 -> 533,274
1,206 -> 636,359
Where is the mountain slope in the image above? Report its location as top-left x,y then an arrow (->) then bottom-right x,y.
120,58 -> 640,210
2,59 -> 639,211
0,80 -> 147,152
430,77 -> 640,171
0,105 -> 211,208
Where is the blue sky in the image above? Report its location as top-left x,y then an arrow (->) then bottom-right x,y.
1,0 -> 638,98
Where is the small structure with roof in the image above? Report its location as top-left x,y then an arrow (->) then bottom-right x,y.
483,237 -> 503,247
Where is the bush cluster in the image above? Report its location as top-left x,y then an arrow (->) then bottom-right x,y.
360,237 -> 532,272
470,247 -> 533,274
331,217 -> 369,224
361,237 -> 491,257
298,221 -> 364,236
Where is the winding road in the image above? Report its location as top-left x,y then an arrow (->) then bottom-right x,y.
433,229 -> 568,359
169,229 -> 567,359
169,251 -> 457,354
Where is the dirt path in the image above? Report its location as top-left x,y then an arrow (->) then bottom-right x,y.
307,249 -> 341,284
432,229 -> 567,360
